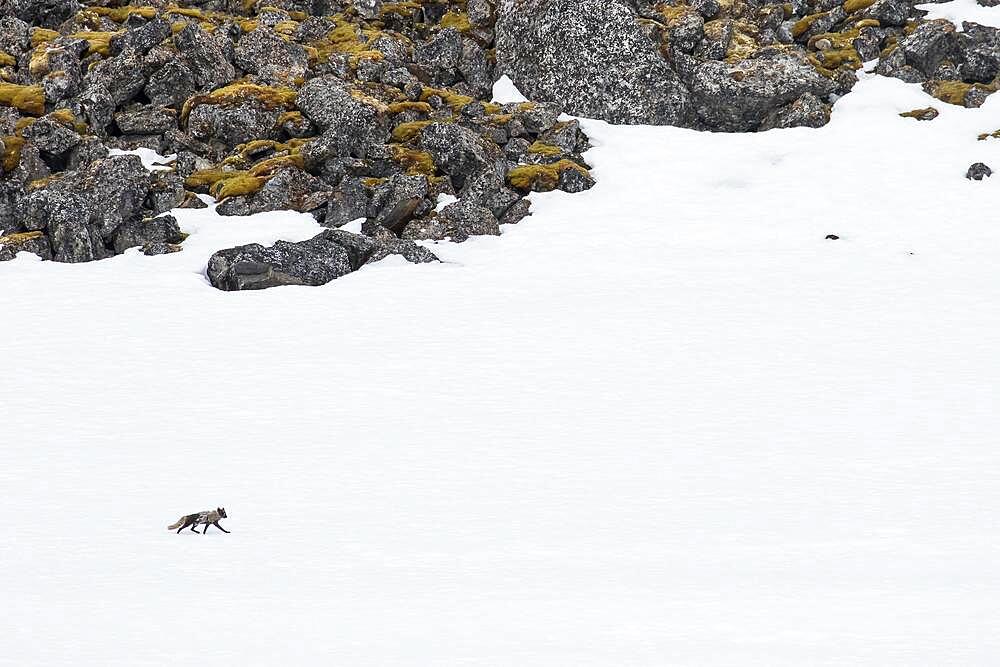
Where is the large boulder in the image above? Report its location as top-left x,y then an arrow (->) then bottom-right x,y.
10,0 -> 79,29
496,0 -> 692,125
297,76 -> 387,158
20,190 -> 104,263
207,230 -> 436,291
689,55 -> 834,132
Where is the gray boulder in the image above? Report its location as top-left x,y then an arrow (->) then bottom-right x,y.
21,117 -> 81,158
47,155 -> 152,242
402,200 -> 500,243
20,190 -> 104,263
297,76 -> 387,158
0,230 -> 52,261
206,229 -> 436,291
689,54 -> 834,131
146,60 -> 198,109
758,92 -> 830,131
111,17 -> 172,56
208,236 -> 356,290
896,20 -> 958,78
371,174 -> 431,234
420,123 -> 500,185
175,24 -> 236,90
966,162 -> 992,180
112,214 -> 185,255
11,0 -> 79,29
496,0 -> 692,125
235,28 -> 309,85
187,102 -> 282,151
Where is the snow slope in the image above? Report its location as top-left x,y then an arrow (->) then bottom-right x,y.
3,68 -> 1000,665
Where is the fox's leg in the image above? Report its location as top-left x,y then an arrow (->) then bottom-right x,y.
188,521 -> 200,533
202,523 -> 211,534
176,517 -> 191,534
213,521 -> 230,534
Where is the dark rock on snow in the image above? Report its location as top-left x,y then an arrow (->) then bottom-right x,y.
966,163 -> 993,180
207,230 -> 437,291
0,0 -> 990,290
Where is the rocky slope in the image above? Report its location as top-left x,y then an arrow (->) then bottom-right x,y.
0,0 -> 996,288
500,0 -> 1000,128
0,0 -> 594,288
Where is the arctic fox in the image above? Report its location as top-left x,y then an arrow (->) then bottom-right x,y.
167,507 -> 229,534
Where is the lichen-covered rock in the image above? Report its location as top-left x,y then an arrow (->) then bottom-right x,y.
0,230 -> 52,261
689,55 -> 834,131
0,0 -> 596,275
496,0 -> 692,125
207,236 -> 356,290
370,174 -> 432,234
114,107 -> 178,135
11,0 -> 80,29
420,123 -> 499,185
235,28 -> 309,86
21,117 -> 81,158
54,155 -> 152,241
20,190 -> 103,263
111,17 -> 171,56
324,178 -> 372,228
111,213 -> 185,254
297,77 -> 387,158
84,49 -> 147,107
242,167 -> 330,215
187,101 -> 282,151
206,229 -> 436,291
175,24 -> 236,90
886,20 -> 958,79
402,200 -> 500,242
146,60 -> 198,109
758,92 -> 830,131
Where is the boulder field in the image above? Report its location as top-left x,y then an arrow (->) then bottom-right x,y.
0,0 -> 996,289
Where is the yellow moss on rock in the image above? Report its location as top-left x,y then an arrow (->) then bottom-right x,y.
843,0 -> 877,13
1,135 -> 25,171
212,174 -> 265,199
0,230 -> 44,245
508,160 -> 590,192
389,145 -> 436,176
0,83 -> 45,116
439,11 -> 472,31
89,6 -> 158,22
181,82 -> 298,122
31,29 -> 59,48
792,12 -> 827,38
527,141 -> 563,156
391,120 -> 434,142
387,101 -> 433,114
419,87 -> 501,113
248,153 -> 305,177
925,79 -> 997,106
899,107 -> 939,120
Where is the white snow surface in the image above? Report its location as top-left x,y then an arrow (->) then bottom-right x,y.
107,147 -> 176,171
4,68 -> 1000,666
917,0 -> 1000,28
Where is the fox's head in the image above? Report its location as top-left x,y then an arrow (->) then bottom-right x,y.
217,507 -> 227,518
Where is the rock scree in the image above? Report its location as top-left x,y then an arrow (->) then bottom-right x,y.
496,0 -> 1000,129
0,0 -> 595,290
0,0 -> 996,289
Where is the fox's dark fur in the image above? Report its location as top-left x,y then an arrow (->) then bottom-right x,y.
167,507 -> 229,534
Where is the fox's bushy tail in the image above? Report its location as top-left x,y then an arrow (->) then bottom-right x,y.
167,517 -> 185,530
